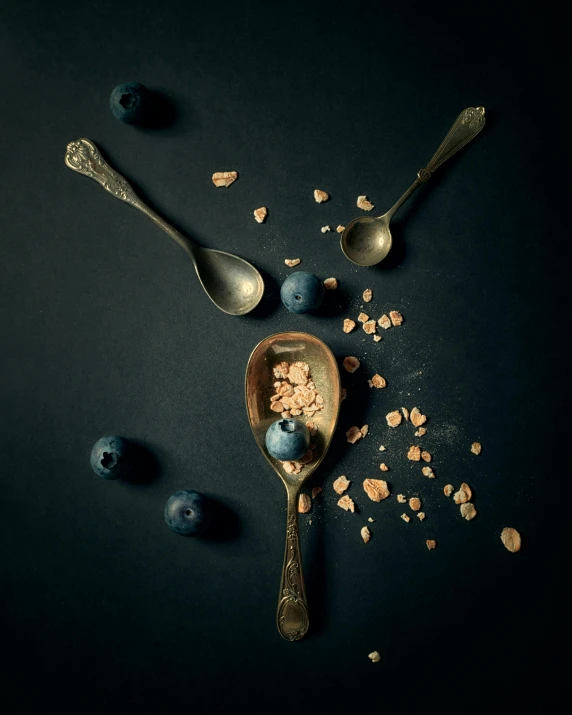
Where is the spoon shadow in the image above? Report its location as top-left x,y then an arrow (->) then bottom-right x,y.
303,509 -> 328,637
242,266 -> 281,320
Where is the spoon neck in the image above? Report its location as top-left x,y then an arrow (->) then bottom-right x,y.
384,177 -> 422,222
134,201 -> 198,257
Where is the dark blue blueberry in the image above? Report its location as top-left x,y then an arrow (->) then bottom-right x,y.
280,272 -> 325,314
164,490 -> 212,536
265,418 -> 310,461
90,435 -> 134,480
109,82 -> 150,124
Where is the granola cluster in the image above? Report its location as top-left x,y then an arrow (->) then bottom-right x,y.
269,360 -> 324,476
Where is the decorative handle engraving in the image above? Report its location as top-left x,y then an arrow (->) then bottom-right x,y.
64,138 -> 141,207
276,493 -> 309,641
64,138 -> 195,255
420,106 -> 486,180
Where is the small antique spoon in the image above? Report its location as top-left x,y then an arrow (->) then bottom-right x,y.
341,106 -> 486,266
245,332 -> 340,641
64,138 -> 264,315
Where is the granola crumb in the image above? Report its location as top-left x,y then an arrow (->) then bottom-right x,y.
357,312 -> 369,323
471,442 -> 482,455
368,651 -> 381,663
360,424 -> 369,437
305,421 -> 318,436
363,288 -> 373,303
340,388 -> 347,402
212,171 -> 238,188
284,258 -> 301,267
357,195 -> 374,211
453,483 -> 472,505
417,511 -> 426,521
421,450 -> 432,463
368,517 -> 375,522
500,527 -> 521,553
401,513 -> 411,523
407,445 -> 421,461
373,335 -> 382,342
273,362 -> 290,379
254,206 -> 268,223
343,318 -> 356,333
333,475 -> 351,494
343,356 -> 360,373
337,494 -> 355,512
320,225 -> 331,233
402,407 -> 410,421
414,427 -> 427,437
397,494 -> 406,504
422,466 -> 435,478
282,461 -> 296,474
336,225 -> 345,233
363,478 -> 390,502
379,445 -> 386,451
389,310 -> 403,326
378,314 -> 392,330
314,189 -> 329,203
361,526 -> 371,543
346,426 -> 362,444
409,497 -> 422,512
426,539 -> 436,550
298,494 -> 312,513
323,277 -> 338,290
410,407 -> 427,427
379,463 -> 389,472
460,502 -> 477,520
311,486 -> 322,499
363,320 -> 376,335
444,484 -> 454,497
386,410 -> 403,428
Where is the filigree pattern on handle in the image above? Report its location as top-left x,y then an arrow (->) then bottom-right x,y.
422,106 -> 486,177
65,138 -> 140,206
276,514 -> 309,641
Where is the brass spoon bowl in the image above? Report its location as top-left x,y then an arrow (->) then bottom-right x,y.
341,106 -> 486,266
245,332 -> 341,641
64,138 -> 264,315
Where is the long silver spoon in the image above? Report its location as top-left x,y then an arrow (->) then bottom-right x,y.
341,107 -> 486,266
65,138 -> 264,315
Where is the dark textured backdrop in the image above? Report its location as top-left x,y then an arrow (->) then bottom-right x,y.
0,0 -> 567,712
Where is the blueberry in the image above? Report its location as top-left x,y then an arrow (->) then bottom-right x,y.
109,81 -> 150,124
265,418 -> 310,461
164,490 -> 212,536
280,272 -> 325,314
90,435 -> 134,479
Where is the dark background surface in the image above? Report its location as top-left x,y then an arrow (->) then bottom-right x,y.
0,0 -> 568,712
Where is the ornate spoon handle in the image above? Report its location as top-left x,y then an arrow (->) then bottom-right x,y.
276,486 -> 309,641
422,106 -> 486,179
64,138 -> 194,255
385,107 -> 485,220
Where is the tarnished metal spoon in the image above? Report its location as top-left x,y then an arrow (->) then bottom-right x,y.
245,332 -> 340,641
64,138 -> 264,315
341,106 -> 486,266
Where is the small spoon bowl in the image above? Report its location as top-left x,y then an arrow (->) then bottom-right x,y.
341,215 -> 393,267
245,331 -> 340,641
341,107 -> 486,267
